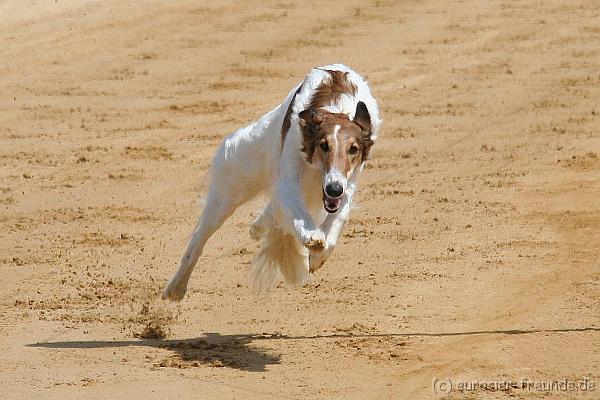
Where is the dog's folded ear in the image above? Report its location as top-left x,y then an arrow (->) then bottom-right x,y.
353,101 -> 371,135
354,102 -> 374,160
298,108 -> 323,134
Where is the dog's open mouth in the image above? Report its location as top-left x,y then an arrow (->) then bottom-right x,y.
323,191 -> 341,213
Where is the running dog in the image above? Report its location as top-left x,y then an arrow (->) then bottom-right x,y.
163,64 -> 381,300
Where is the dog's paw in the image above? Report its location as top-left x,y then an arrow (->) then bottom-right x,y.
249,226 -> 260,241
303,230 -> 326,251
309,244 -> 332,272
162,280 -> 187,302
309,252 -> 325,273
249,224 -> 263,241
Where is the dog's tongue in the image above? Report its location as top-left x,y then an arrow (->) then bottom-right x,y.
323,195 -> 341,213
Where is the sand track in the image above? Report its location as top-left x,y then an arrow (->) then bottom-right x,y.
2,1 -> 600,399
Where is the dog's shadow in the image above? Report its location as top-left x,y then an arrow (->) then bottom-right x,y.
28,327 -> 600,372
27,332 -> 281,372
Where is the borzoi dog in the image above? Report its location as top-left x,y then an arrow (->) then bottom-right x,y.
163,64 -> 381,300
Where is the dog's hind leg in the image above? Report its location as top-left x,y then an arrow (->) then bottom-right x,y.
163,183 -> 251,301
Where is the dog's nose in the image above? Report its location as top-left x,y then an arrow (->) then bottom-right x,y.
325,182 -> 343,198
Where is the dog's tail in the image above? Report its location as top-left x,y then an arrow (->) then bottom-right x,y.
250,227 -> 310,292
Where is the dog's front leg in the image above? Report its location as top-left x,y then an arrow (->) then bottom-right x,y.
275,177 -> 325,251
309,198 -> 351,272
309,179 -> 358,272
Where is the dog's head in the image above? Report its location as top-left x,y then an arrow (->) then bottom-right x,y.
298,101 -> 373,214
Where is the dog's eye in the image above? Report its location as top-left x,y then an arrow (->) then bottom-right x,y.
320,142 -> 329,152
348,145 -> 359,155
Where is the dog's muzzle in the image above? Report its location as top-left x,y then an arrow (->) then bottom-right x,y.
323,182 -> 343,213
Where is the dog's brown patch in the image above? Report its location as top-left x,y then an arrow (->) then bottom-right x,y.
293,69 -> 373,175
308,70 -> 357,111
282,70 -> 362,154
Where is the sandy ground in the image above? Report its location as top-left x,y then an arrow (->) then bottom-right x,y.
1,0 -> 600,399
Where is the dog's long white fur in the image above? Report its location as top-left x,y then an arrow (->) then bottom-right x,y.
163,64 -> 381,300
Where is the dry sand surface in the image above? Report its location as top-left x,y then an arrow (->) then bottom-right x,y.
2,0 -> 600,399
